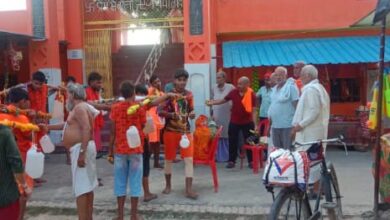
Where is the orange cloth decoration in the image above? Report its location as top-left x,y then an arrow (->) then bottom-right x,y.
241,88 -> 254,113
295,79 -> 303,93
193,115 -> 211,160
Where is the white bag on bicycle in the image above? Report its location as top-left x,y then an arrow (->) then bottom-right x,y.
263,149 -> 310,190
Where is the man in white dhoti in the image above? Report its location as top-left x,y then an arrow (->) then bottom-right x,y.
45,83 -> 97,220
291,65 -> 330,146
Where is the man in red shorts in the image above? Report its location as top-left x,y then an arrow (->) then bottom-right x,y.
159,68 -> 198,199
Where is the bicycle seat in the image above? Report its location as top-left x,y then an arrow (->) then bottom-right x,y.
306,143 -> 324,161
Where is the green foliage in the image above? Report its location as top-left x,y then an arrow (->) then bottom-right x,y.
251,69 -> 260,92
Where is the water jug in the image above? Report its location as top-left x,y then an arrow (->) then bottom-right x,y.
25,144 -> 44,179
40,135 -> 55,153
127,126 -> 141,148
180,134 -> 190,148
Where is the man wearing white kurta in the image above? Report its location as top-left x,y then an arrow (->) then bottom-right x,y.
291,65 -> 330,145
291,65 -> 330,186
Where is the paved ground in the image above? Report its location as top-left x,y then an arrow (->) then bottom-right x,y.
26,148 -> 375,219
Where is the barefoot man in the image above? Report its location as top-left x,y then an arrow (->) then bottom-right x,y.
46,83 -> 98,220
158,68 -> 198,199
108,82 -> 176,220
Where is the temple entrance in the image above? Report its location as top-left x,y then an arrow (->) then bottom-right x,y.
83,0 -> 184,97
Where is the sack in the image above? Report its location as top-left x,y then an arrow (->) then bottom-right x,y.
263,149 -> 310,190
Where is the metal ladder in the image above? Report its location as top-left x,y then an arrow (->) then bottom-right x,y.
135,30 -> 169,84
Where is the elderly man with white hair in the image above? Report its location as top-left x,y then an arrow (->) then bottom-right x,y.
44,83 -> 98,220
268,67 -> 299,150
291,64 -> 330,146
211,71 -> 235,162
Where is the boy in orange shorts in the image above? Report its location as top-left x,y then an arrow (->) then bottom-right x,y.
158,68 -> 198,199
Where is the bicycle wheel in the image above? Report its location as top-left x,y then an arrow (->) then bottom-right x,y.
268,187 -> 311,220
324,162 -> 343,218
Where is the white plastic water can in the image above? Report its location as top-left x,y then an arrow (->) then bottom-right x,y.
25,144 -> 45,179
126,126 -> 141,148
180,134 -> 190,148
40,135 -> 55,153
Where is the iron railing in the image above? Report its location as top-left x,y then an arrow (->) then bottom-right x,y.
135,29 -> 169,84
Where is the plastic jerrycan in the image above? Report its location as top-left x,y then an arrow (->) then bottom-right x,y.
126,126 -> 141,148
25,144 -> 45,179
180,134 -> 190,148
40,135 -> 55,153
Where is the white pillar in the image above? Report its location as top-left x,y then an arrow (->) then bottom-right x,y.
185,63 -> 211,118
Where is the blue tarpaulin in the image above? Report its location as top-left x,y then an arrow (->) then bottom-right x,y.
222,36 -> 390,68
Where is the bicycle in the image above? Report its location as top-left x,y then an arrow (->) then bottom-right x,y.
266,136 -> 347,220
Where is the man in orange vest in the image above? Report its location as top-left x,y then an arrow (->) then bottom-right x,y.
293,61 -> 306,93
207,77 -> 257,169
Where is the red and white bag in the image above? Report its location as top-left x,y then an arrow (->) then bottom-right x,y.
263,149 -> 310,190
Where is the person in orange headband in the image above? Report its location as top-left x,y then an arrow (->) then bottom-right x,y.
207,76 -> 257,169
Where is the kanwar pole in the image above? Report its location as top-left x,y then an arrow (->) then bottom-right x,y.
374,16 -> 387,214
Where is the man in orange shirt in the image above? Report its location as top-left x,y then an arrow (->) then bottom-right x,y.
26,71 -> 60,185
85,72 -> 111,154
293,61 -> 306,93
108,81 -> 175,220
148,75 -> 165,168
85,72 -> 111,187
158,69 -> 198,199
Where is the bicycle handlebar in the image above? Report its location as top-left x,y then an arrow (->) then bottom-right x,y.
295,137 -> 342,146
294,135 -> 348,156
